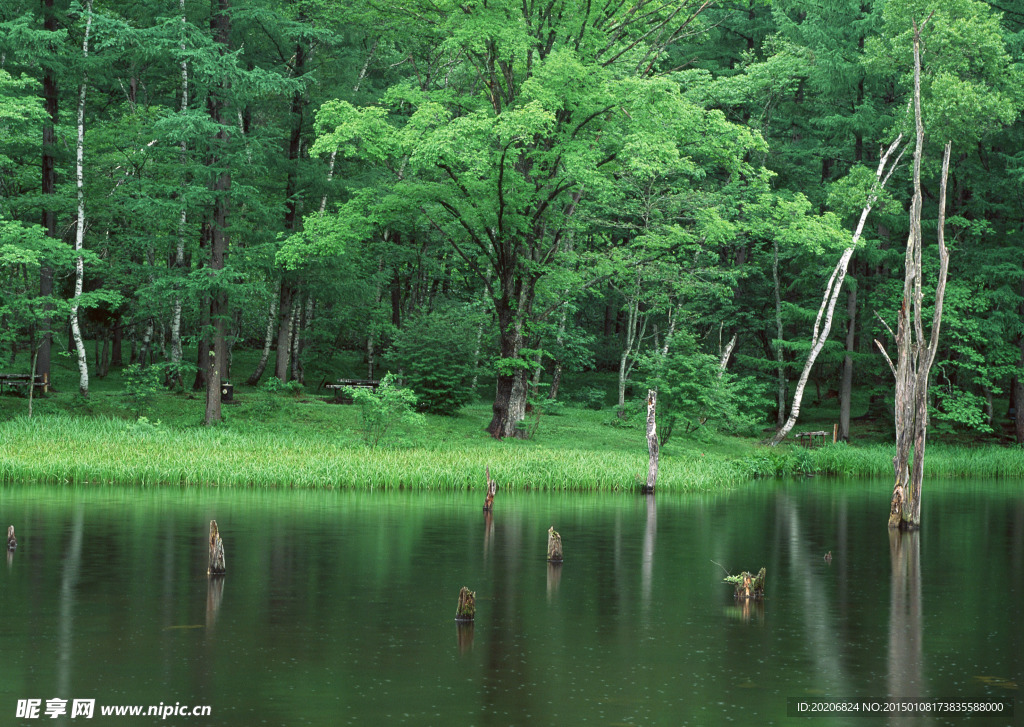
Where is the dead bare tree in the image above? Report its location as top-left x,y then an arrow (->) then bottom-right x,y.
876,18 -> 951,530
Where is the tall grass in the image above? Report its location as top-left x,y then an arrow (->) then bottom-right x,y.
0,415 -> 745,492
3,415 -> 1019,493
739,441 -> 1024,480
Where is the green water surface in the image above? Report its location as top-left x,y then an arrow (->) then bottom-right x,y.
0,481 -> 1019,726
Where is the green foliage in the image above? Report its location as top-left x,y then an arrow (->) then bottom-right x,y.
345,372 -> 425,448
641,331 -> 766,444
121,364 -> 163,419
283,380 -> 305,399
389,308 -> 481,415
571,386 -> 607,411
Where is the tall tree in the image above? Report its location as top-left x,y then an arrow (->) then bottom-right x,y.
881,19 -> 950,530
204,0 -> 232,425
307,0 -> 764,438
69,0 -> 92,396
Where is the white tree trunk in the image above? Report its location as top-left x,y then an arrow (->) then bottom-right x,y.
617,284 -> 646,409
70,0 -> 93,397
770,133 -> 906,446
718,331 -> 737,374
170,0 -> 189,379
644,389 -> 658,494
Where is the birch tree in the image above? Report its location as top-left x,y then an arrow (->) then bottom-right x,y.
69,0 -> 93,396
769,136 -> 905,446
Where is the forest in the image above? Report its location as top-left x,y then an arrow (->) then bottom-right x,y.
1,0 -> 1023,448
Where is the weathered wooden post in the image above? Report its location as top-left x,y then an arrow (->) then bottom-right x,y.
455,586 -> 475,622
207,520 -> 226,576
643,389 -> 658,494
7,525 -> 16,551
482,467 -> 497,511
547,526 -> 563,563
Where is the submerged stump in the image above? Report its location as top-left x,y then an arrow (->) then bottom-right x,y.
207,520 -> 226,576
455,586 -> 475,622
726,567 -> 765,600
7,525 -> 16,551
547,526 -> 563,563
483,467 -> 497,511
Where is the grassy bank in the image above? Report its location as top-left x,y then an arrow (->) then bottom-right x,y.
0,413 -> 754,491
1,411 -> 1021,492
0,351 -> 1020,491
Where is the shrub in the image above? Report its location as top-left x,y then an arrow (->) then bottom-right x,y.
345,372 -> 425,448
640,330 -> 767,445
388,307 -> 481,415
121,363 -> 163,419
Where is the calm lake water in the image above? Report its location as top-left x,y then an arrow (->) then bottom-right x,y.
0,480 -> 1020,726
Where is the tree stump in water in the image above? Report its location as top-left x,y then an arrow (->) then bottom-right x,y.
482,467 -> 497,511
455,586 -> 475,622
547,526 -> 563,563
727,567 -> 765,600
7,525 -> 16,551
643,389 -> 658,494
207,520 -> 226,576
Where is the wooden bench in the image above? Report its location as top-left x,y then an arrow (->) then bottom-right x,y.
0,373 -> 48,395
322,378 -> 379,401
795,430 -> 828,448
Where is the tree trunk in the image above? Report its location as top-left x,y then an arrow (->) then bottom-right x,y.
204,0 -> 231,426
771,240 -> 786,427
885,21 -> 951,530
487,295 -> 529,439
274,283 -> 296,382
617,285 -> 646,409
37,0 -> 59,383
770,133 -> 905,446
719,329 -> 737,373
455,587 -> 475,621
207,520 -> 226,575
1016,278 -> 1024,445
1014,376 -> 1024,446
644,389 -> 658,494
70,0 -> 93,397
246,291 -> 278,386
482,467 -> 497,511
291,297 -> 306,385
170,0 -> 190,387
546,527 -> 563,563
838,280 -> 857,441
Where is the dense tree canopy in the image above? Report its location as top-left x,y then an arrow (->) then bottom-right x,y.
0,0 -> 1021,443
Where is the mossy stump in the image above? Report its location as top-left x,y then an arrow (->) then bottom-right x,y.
207,520 -> 226,576
728,567 -> 765,600
547,526 -> 563,563
455,586 -> 475,622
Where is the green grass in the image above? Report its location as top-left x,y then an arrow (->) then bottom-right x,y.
0,413 -> 752,491
0,347 -> 1020,491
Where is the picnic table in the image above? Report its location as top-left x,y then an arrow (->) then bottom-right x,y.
795,430 -> 829,448
322,378 -> 379,401
0,373 -> 48,395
